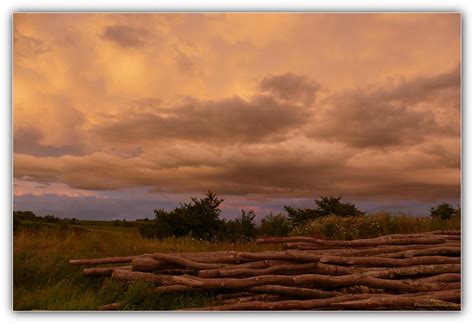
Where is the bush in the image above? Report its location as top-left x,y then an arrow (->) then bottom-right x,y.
139,191 -> 225,240
290,212 -> 460,240
284,196 -> 364,227
259,213 -> 291,237
430,203 -> 457,220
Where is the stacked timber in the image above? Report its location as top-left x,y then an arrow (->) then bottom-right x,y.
69,230 -> 461,311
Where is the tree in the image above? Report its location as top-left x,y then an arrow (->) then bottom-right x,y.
284,206 -> 320,227
430,203 -> 456,220
314,196 -> 364,217
259,213 -> 291,237
139,191 -> 225,240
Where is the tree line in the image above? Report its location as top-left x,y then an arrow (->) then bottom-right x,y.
137,191 -> 460,242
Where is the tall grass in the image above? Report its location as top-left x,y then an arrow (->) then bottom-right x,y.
290,212 -> 461,240
13,225 -> 270,310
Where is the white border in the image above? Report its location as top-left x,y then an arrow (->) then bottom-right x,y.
1,1 -> 471,324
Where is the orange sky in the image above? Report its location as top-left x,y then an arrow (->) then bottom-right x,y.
13,13 -> 461,219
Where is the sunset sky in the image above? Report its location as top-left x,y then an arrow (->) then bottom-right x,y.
13,13 -> 461,220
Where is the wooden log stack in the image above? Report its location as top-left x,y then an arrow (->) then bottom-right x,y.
69,230 -> 461,311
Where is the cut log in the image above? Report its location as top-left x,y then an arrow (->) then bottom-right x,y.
248,285 -> 342,299
152,253 -> 229,270
319,255 -> 460,267
332,295 -> 460,310
98,302 -> 122,311
111,269 -> 173,285
154,284 -> 202,294
257,236 -> 448,247
83,265 -> 132,277
131,257 -> 171,272
379,247 -> 460,259
417,273 -> 461,283
70,255 -> 147,266
170,273 -> 459,293
364,263 -> 461,279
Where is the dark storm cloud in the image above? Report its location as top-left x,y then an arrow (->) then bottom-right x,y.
95,95 -> 309,144
101,25 -> 149,47
14,127 -> 87,157
309,66 -> 460,148
260,73 -> 321,106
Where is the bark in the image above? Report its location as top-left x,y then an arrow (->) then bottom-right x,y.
248,285 -> 342,299
364,263 -> 461,279
417,273 -> 461,283
131,257 -> 171,272
332,295 -> 460,310
152,253 -> 230,270
219,294 -> 282,305
319,255 -> 460,267
70,255 -> 147,266
199,263 -> 318,278
83,265 -> 132,277
379,247 -> 460,259
111,269 -> 173,284
257,236 -> 447,247
170,273 -> 459,293
98,303 -> 122,311
184,290 -> 460,311
154,285 -> 202,294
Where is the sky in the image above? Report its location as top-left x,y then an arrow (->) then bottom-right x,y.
13,13 -> 461,220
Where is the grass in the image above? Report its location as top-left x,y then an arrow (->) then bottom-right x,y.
13,223 -> 270,311
13,213 -> 461,310
290,212 -> 461,240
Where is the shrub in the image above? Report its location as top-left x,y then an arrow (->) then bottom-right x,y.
430,203 -> 457,220
258,213 -> 291,237
291,212 -> 460,240
284,196 -> 364,228
139,191 -> 225,240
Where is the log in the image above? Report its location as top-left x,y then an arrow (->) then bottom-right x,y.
131,257 -> 171,272
364,264 -> 461,279
248,285 -> 342,299
198,263 -> 318,278
170,273 -> 459,293
111,269 -> 173,284
83,265 -> 132,277
319,255 -> 460,267
98,302 -> 122,311
417,273 -> 461,283
257,236 -> 448,247
70,255 -> 147,266
154,284 -> 202,294
184,289 -> 460,311
219,294 -> 282,305
182,293 -> 398,311
332,295 -> 460,310
152,253 -> 230,270
379,247 -> 460,259
285,243 -> 460,257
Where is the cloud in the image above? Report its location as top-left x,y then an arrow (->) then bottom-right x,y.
308,66 -> 460,148
260,73 -> 320,106
101,25 -> 149,47
14,127 -> 87,157
95,94 -> 309,144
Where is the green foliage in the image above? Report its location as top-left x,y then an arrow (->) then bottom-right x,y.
284,206 -> 320,227
284,196 -> 364,228
139,191 -> 225,240
259,213 -> 291,237
217,210 -> 258,243
314,196 -> 365,217
291,212 -> 461,240
430,203 -> 457,220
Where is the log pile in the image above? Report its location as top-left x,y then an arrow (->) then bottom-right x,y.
69,230 -> 461,311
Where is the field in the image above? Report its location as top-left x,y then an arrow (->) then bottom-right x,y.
13,215 -> 461,311
13,221 -> 270,310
